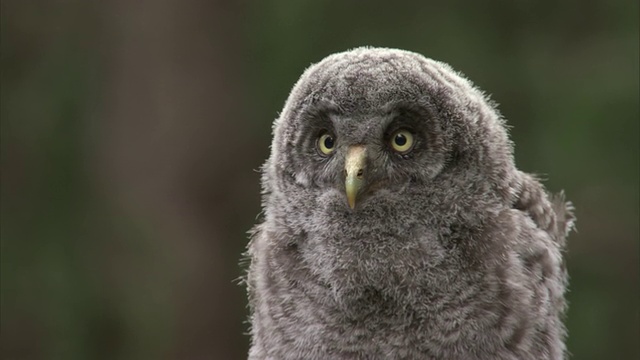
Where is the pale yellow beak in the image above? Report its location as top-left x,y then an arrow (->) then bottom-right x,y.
345,145 -> 367,209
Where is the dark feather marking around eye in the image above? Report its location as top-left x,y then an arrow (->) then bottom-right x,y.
297,100 -> 343,164
300,103 -> 338,134
380,100 -> 445,169
303,99 -> 342,118
382,101 -> 435,136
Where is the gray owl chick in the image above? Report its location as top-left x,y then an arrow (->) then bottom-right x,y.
245,47 -> 575,360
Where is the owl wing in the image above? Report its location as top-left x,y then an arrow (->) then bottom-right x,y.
513,173 -> 576,247
506,172 -> 575,359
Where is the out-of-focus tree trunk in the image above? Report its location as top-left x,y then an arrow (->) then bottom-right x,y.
100,1 -> 250,358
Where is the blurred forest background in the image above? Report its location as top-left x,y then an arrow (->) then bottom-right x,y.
1,1 -> 638,359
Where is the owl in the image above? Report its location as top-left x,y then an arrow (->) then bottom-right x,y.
245,47 -> 575,360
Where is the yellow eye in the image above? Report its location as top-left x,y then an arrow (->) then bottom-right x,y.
390,130 -> 414,153
317,133 -> 336,155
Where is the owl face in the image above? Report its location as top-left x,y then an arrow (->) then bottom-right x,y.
284,98 -> 448,211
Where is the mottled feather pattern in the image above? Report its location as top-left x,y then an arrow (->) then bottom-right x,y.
245,47 -> 574,359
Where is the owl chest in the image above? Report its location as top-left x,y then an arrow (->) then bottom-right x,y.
282,290 -> 426,356
263,225 -> 512,357
274,266 -> 471,353
276,284 -> 490,359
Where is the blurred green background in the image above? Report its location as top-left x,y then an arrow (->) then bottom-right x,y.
1,1 -> 638,359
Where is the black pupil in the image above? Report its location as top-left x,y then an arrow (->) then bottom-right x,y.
395,134 -> 407,146
324,136 -> 334,149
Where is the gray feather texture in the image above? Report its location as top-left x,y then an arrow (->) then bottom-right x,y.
245,47 -> 575,360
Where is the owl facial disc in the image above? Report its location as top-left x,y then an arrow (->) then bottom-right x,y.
345,145 -> 367,209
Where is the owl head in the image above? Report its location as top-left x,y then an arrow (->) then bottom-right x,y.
263,47 -> 519,223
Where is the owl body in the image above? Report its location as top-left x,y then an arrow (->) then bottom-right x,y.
246,48 -> 574,359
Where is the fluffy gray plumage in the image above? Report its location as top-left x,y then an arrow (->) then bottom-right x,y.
245,47 -> 575,360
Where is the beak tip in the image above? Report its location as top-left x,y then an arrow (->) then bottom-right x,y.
347,195 -> 356,209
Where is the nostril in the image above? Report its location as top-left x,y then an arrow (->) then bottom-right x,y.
356,169 -> 364,178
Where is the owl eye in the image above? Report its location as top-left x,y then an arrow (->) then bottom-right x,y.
390,129 -> 414,153
317,132 -> 336,155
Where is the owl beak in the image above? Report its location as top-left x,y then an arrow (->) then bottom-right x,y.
345,145 -> 367,209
